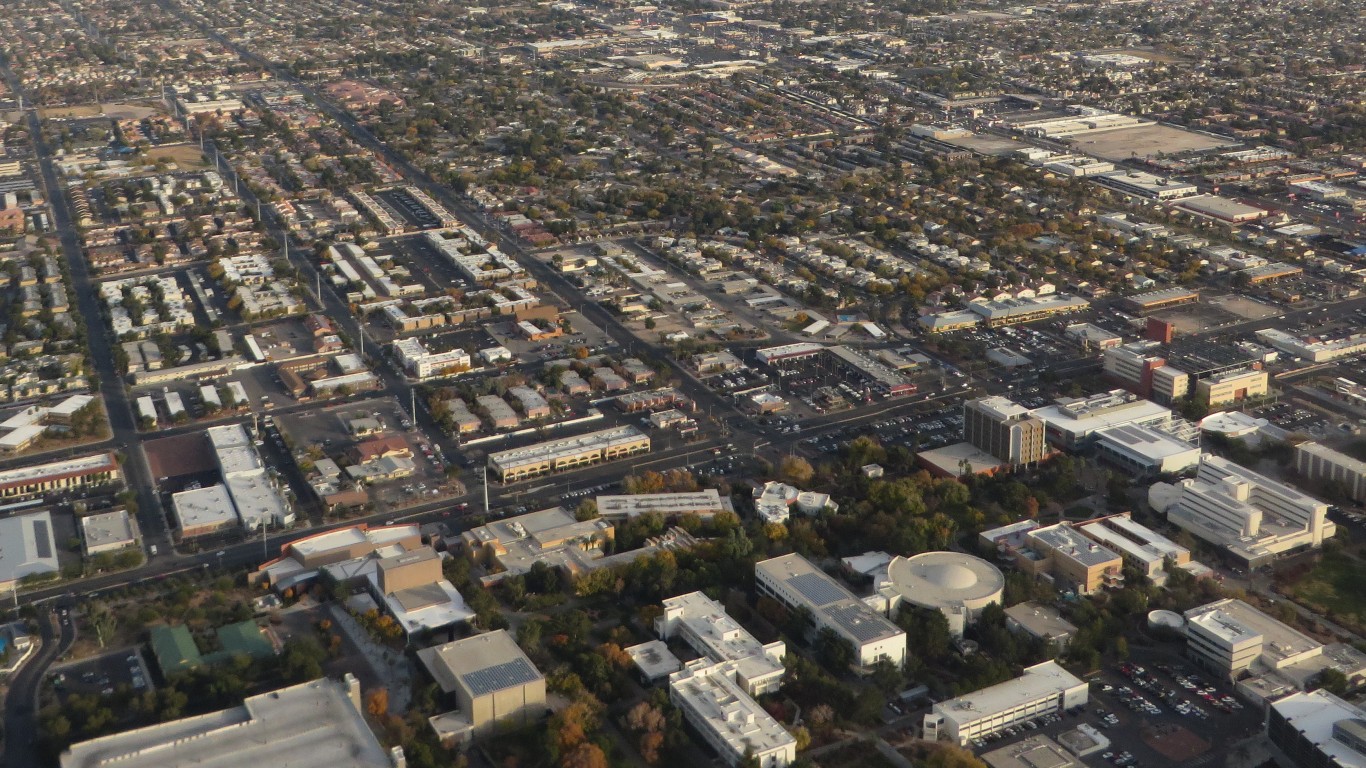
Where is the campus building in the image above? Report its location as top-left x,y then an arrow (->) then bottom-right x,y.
1267,690 -> 1366,768
0,511 -> 58,592
1092,424 -> 1202,477
1029,390 -> 1175,449
1074,512 -> 1192,585
979,520 -> 1124,596
864,551 -> 1004,638
963,397 -> 1046,467
418,630 -> 546,744
922,661 -> 1088,746
1295,442 -> 1366,504
1151,455 -> 1335,567
755,553 -> 906,668
0,452 -> 121,500
1184,598 -> 1366,703
654,591 -> 786,696
61,676 -> 401,768
594,489 -> 734,520
486,426 -> 650,482
668,661 -> 797,768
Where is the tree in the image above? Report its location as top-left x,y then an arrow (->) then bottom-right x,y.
366,688 -> 389,718
779,455 -> 815,486
560,743 -> 608,768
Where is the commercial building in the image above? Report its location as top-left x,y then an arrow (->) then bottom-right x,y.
922,661 -> 1088,746
866,551 -> 1004,638
1266,690 -> 1366,768
207,424 -> 294,529
80,508 -> 139,555
418,630 -> 546,744
61,675 -> 402,768
965,294 -> 1091,328
1195,368 -> 1268,407
0,511 -> 58,592
1175,195 -> 1267,223
1151,454 -> 1335,567
1004,603 -> 1077,647
256,524 -> 423,591
171,484 -> 240,538
755,553 -> 906,668
669,660 -> 797,768
1255,328 -> 1366,363
1092,423 -> 1202,476
1029,390 -> 1174,449
393,338 -> 470,380
1074,512 -> 1191,584
1295,442 -> 1366,503
654,591 -> 786,696
1096,171 -> 1199,200
594,489 -> 733,520
1184,598 -> 1366,702
963,397 -> 1047,467
0,452 -> 121,500
486,426 -> 650,482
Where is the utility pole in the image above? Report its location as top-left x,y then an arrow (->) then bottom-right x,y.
481,466 -> 490,514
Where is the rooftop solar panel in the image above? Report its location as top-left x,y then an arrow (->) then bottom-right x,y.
826,603 -> 898,643
787,572 -> 847,607
32,519 -> 51,558
461,658 -> 540,697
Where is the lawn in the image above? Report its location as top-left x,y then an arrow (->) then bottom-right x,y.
144,143 -> 211,169
1285,550 -> 1366,632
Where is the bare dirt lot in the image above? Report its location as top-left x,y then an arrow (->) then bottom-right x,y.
144,143 -> 211,169
1150,303 -> 1242,335
1142,722 -> 1210,762
1069,124 -> 1239,161
1207,294 -> 1283,321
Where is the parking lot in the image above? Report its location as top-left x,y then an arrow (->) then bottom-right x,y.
52,647 -> 152,700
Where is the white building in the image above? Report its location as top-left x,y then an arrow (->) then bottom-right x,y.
922,661 -> 1088,746
755,553 -> 906,668
207,425 -> 294,529
865,551 -> 1004,638
668,662 -> 797,768
1267,690 -> 1366,768
1295,442 -> 1366,504
1255,328 -> 1366,363
393,338 -> 471,380
655,591 -> 786,696
1029,390 -> 1174,448
1151,455 -> 1334,567
0,512 -> 59,592
1093,424 -> 1202,476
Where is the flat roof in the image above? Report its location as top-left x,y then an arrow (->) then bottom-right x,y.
1094,423 -> 1199,462
595,489 -> 731,518
934,661 -> 1085,726
487,425 -> 648,471
0,452 -> 119,492
81,509 -> 137,548
1079,514 -> 1187,566
61,677 -> 394,768
172,484 -> 238,530
918,442 -> 1009,476
417,630 -> 543,697
970,396 -> 1032,421
756,553 -> 904,647
1298,442 -> 1366,475
1031,393 -> 1170,439
0,511 -> 57,584
1269,690 -> 1366,768
624,639 -> 682,680
660,591 -> 782,677
982,735 -> 1079,768
1029,525 -> 1121,567
1184,598 -> 1320,662
1004,602 -> 1078,640
668,663 -> 797,759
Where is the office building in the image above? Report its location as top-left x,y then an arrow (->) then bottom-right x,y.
1025,524 -> 1124,594
1184,598 -> 1366,702
486,426 -> 650,482
1093,423 -> 1202,477
61,675 -> 401,768
1295,442 -> 1366,503
1152,454 -> 1335,567
1074,512 -> 1191,584
866,551 -> 1004,638
654,591 -> 786,696
963,397 -> 1046,467
0,452 -> 121,500
172,484 -> 240,538
669,660 -> 797,768
1267,690 -> 1366,768
755,553 -> 906,668
1029,390 -> 1174,449
458,506 -> 698,587
1195,369 -> 1268,407
594,489 -> 734,520
1004,603 -> 1077,647
393,338 -> 470,380
1256,329 -> 1366,363
80,508 -> 140,555
922,661 -> 1087,745
418,630 -> 546,744
0,511 -> 58,592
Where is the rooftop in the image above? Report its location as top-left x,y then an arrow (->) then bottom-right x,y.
1077,513 -> 1187,567
595,490 -> 732,519
487,425 -> 648,471
882,552 -> 1004,611
0,452 -> 118,492
1185,598 -> 1320,663
61,676 -> 395,768
81,509 -> 137,549
1094,424 -> 1200,463
171,484 -> 238,531
935,661 -> 1085,725
417,630 -> 543,697
0,511 -> 57,585
756,553 -> 904,648
668,662 -> 797,759
1269,690 -> 1366,768
1029,524 -> 1122,568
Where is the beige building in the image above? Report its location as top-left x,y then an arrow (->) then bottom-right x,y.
419,630 -> 546,744
1195,368 -> 1268,407
1295,442 -> 1366,503
982,521 -> 1124,595
963,397 -> 1046,467
486,426 -> 650,482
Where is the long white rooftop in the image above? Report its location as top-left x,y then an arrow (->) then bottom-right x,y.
934,661 -> 1085,726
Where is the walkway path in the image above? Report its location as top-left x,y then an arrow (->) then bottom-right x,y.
327,603 -> 411,714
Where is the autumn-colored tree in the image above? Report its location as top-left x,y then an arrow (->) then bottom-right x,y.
778,455 -> 815,485
560,743 -> 608,768
806,703 -> 835,732
639,730 -> 665,764
365,688 -> 388,718
597,642 -> 633,670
